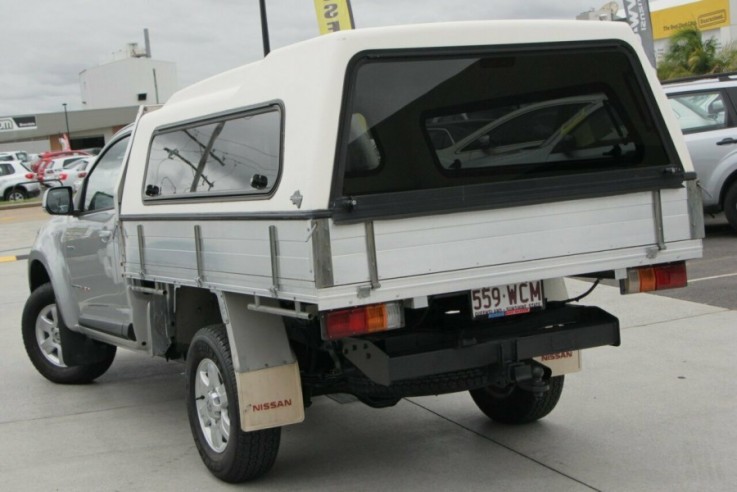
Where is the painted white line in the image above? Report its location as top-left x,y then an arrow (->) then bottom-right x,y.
689,272 -> 737,283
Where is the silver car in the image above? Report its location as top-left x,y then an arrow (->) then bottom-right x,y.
664,74 -> 737,231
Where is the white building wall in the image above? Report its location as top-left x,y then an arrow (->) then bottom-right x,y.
80,57 -> 177,109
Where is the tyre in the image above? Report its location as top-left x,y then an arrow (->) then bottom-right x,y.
5,187 -> 27,201
469,375 -> 564,425
186,325 -> 281,483
21,283 -> 117,384
723,181 -> 737,232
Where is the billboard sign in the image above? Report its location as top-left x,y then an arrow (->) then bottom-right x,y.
651,0 -> 730,40
0,115 -> 37,132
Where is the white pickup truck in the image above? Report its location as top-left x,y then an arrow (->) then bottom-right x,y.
23,20 -> 703,482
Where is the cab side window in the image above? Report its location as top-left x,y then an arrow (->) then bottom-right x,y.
144,107 -> 281,200
83,136 -> 130,212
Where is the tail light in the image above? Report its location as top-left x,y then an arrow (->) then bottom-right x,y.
621,262 -> 687,294
24,173 -> 35,180
323,302 -> 404,340
59,173 -> 68,181
78,172 -> 87,178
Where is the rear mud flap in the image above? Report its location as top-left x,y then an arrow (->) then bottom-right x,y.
237,361 -> 305,432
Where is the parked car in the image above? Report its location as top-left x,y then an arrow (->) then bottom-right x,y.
0,150 -> 31,163
38,156 -> 86,186
0,160 -> 40,201
63,157 -> 94,191
433,94 -> 636,170
663,73 -> 737,231
29,150 -> 90,173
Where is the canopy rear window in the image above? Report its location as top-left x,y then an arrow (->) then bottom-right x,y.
331,43 -> 683,222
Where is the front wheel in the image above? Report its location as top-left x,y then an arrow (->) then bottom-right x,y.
723,181 -> 737,232
185,325 -> 281,483
21,283 -> 116,384
470,375 -> 564,425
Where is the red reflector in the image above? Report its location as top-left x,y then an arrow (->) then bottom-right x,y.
78,172 -> 87,178
59,173 -> 68,181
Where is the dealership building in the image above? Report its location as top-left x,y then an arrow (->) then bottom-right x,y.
0,39 -> 176,155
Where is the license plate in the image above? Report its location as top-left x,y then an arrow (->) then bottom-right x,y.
471,280 -> 544,319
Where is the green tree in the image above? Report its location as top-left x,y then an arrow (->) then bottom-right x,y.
657,27 -> 719,80
656,28 -> 737,80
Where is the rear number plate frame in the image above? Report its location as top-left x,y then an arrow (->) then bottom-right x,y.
471,280 -> 544,319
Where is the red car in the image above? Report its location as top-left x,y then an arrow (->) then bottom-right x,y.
30,150 -> 90,173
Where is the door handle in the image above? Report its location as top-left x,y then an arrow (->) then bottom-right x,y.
716,138 -> 737,145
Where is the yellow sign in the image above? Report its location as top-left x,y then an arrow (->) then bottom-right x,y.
651,0 -> 731,40
314,0 -> 355,35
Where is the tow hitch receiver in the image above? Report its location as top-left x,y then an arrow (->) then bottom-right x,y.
507,361 -> 550,397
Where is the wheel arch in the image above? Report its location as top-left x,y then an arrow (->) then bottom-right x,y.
719,168 -> 737,208
26,250 -> 81,330
3,184 -> 28,199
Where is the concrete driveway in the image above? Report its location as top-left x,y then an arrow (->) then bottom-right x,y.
1,207 -> 735,491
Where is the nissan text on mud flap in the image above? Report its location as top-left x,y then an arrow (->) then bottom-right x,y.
23,20 -> 703,482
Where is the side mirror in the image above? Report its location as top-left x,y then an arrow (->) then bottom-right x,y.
709,99 -> 725,115
477,135 -> 492,149
43,186 -> 74,215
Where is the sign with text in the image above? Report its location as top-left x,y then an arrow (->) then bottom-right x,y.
623,0 -> 656,67
314,0 -> 355,35
651,0 -> 730,40
0,115 -> 37,132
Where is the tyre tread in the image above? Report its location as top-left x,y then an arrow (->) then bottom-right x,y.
723,181 -> 737,232
470,375 -> 564,425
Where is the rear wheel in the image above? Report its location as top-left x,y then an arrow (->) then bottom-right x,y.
470,375 -> 564,425
22,283 -> 116,384
723,181 -> 737,232
186,325 -> 281,483
5,187 -> 27,201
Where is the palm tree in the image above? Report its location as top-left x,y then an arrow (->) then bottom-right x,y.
657,27 -> 720,80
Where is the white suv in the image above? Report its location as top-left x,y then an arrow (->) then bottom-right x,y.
663,74 -> 737,231
0,160 -> 40,201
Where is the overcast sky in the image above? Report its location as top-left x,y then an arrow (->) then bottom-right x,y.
3,0 -> 623,117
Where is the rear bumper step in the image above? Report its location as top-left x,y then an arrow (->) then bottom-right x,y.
341,305 -> 620,386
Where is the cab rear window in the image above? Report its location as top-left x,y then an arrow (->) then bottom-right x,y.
331,43 -> 682,222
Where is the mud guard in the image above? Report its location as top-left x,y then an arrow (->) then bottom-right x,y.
216,292 -> 305,431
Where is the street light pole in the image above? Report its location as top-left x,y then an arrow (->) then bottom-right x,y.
259,0 -> 270,57
62,103 -> 71,149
